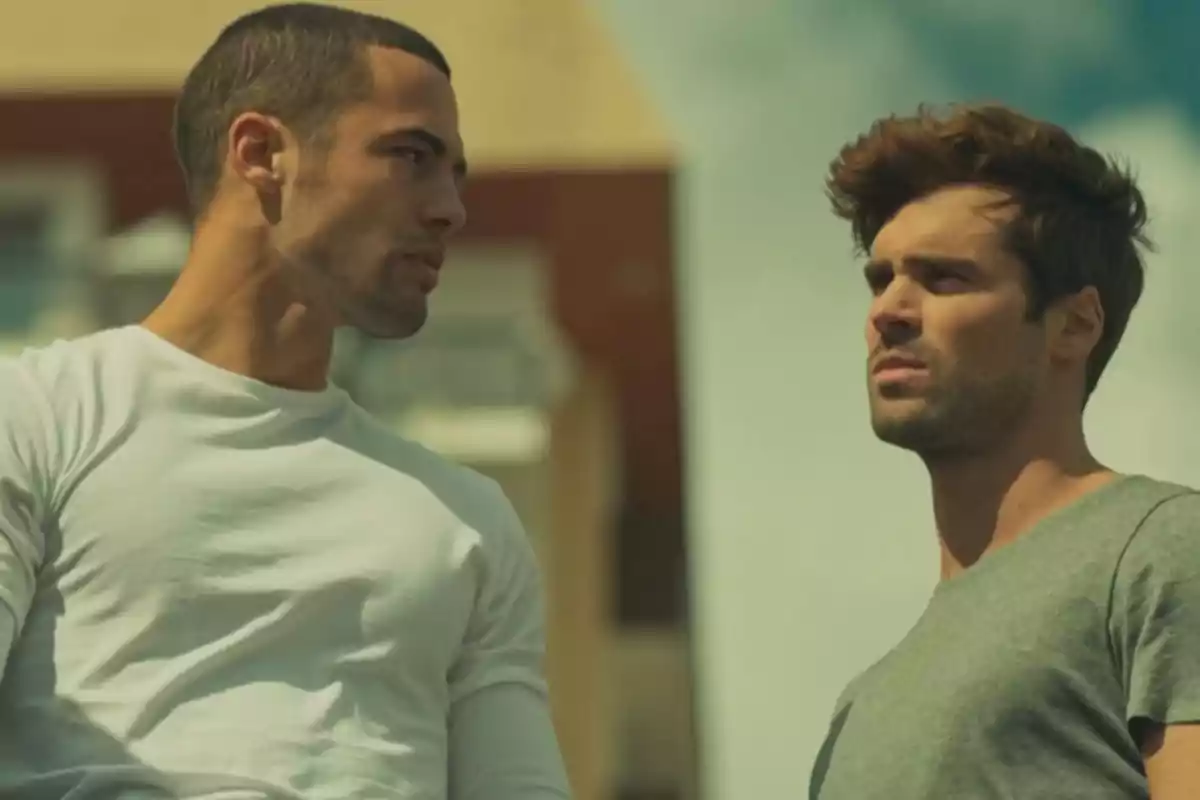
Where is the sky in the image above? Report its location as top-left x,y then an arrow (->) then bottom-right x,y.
594,1 -> 1200,796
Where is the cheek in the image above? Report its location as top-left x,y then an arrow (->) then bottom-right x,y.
302,150 -> 393,218
305,182 -> 395,249
944,308 -> 1037,379
864,316 -> 883,350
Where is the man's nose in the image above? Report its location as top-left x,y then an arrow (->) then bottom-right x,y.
421,181 -> 467,235
868,280 -> 922,345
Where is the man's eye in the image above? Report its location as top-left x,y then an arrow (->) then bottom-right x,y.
928,271 -> 967,291
865,272 -> 891,296
393,147 -> 428,164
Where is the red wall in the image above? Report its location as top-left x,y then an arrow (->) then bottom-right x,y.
1,93 -> 687,623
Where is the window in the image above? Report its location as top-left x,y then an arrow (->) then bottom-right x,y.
0,163 -> 105,342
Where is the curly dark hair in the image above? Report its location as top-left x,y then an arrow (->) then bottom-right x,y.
826,102 -> 1152,398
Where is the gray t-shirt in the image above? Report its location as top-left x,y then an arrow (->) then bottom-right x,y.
810,474 -> 1200,799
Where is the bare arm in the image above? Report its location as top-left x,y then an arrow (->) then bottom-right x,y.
1143,723 -> 1200,799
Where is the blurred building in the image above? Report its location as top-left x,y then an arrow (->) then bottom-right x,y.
0,2 -> 695,799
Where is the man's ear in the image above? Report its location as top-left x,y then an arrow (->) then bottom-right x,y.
227,112 -> 288,194
1045,286 -> 1104,366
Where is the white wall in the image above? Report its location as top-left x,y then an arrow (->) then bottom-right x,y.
596,1 -> 1200,797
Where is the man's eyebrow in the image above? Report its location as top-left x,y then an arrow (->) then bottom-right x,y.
382,127 -> 468,178
864,255 -> 979,274
903,255 -> 980,272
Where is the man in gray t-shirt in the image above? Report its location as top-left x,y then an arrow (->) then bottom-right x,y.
811,476 -> 1200,798
813,103 -> 1200,798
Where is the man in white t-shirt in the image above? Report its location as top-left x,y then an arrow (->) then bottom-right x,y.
0,3 -> 571,798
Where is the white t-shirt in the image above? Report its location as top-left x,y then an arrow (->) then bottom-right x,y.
0,326 -> 570,799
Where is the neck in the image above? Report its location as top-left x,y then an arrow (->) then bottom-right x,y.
142,208 -> 334,392
925,408 -> 1114,580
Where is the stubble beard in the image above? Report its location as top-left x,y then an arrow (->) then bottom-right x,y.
869,367 -> 1038,460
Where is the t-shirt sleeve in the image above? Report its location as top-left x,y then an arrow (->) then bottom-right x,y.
1110,491 -> 1200,726
0,359 -> 55,677
447,479 -> 570,799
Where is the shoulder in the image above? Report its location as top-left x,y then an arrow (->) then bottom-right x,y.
1111,480 -> 1200,603
0,337 -> 86,457
1136,485 -> 1200,526
1120,484 -> 1200,569
1,328 -> 149,494
0,351 -> 54,480
0,338 -> 88,516
5,327 -> 135,411
1107,481 -> 1200,724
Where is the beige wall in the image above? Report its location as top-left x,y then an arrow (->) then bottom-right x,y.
0,0 -> 675,168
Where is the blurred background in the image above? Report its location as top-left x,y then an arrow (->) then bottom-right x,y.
3,1 -> 1200,798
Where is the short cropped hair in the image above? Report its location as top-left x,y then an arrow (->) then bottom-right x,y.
826,103 -> 1152,397
174,2 -> 451,213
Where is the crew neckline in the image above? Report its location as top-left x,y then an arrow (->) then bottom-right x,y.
126,324 -> 350,414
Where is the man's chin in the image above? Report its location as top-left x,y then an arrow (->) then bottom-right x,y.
367,322 -> 425,341
871,422 -> 924,452
352,305 -> 428,341
870,407 -> 946,452
871,411 -> 987,461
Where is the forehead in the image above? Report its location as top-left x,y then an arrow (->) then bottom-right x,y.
338,45 -> 461,144
871,184 -> 1014,263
